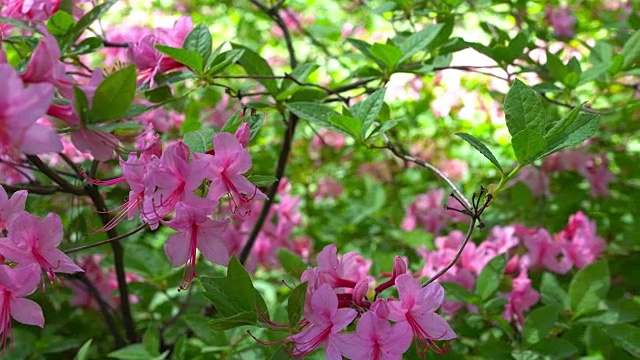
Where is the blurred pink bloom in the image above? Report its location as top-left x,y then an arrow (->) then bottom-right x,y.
0,263 -> 43,351
103,24 -> 146,66
386,74 -> 423,101
0,155 -> 32,185
518,226 -> 572,274
387,275 -> 456,355
0,212 -> 83,287
0,186 -> 26,232
315,178 -> 343,201
337,311 -> 412,360
0,65 -> 61,156
439,159 -> 468,181
545,6 -> 577,38
286,284 -> 357,359
502,270 -> 540,326
340,23 -> 366,40
401,189 -> 465,234
272,9 -> 314,37
556,211 -> 605,269
582,154 -> 613,198
206,93 -> 241,128
0,0 -> 60,22
516,166 -> 550,197
136,103 -> 185,132
309,130 -> 346,154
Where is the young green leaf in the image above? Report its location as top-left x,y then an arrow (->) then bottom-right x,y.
74,339 -> 93,360
569,261 -> 610,317
206,49 -> 245,76
523,305 -> 559,345
537,112 -> 600,159
504,79 -> 547,136
183,23 -> 212,61
287,282 -> 308,326
352,88 -> 386,139
511,128 -> 546,164
455,132 -> 503,173
475,255 -> 507,301
248,175 -> 278,187
346,38 -> 387,69
398,24 -> 444,64
155,45 -> 203,73
370,43 -> 403,69
90,65 -> 137,122
328,115 -> 363,139
620,30 -> 640,70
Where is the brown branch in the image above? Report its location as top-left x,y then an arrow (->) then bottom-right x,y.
64,224 -> 147,254
26,155 -> 86,196
0,183 -> 72,195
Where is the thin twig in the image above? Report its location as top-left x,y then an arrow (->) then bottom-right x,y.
64,224 -> 147,254
26,155 -> 86,196
424,217 -> 476,286
539,93 -> 604,114
0,183 -> 73,195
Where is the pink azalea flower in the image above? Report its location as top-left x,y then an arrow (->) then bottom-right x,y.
0,186 -> 26,232
0,0 -> 60,22
164,202 -> 229,289
502,270 -> 540,326
401,189 -> 465,234
519,227 -> 572,274
0,155 -> 32,185
301,244 -> 370,291
21,29 -> 74,99
314,177 -> 343,201
438,159 -> 468,181
0,263 -> 43,351
203,132 -> 266,213
582,154 -> 613,198
556,211 -> 605,269
387,275 -> 456,355
0,212 -> 83,287
286,284 -> 357,359
545,6 -> 577,38
337,311 -> 413,360
0,64 -> 61,156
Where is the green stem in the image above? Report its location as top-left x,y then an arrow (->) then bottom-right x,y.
492,163 -> 524,195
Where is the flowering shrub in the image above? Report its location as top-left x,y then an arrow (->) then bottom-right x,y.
0,0 -> 638,359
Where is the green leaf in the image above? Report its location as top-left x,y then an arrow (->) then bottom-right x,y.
183,23 -> 212,62
277,249 -> 305,279
569,261 -> 610,316
249,175 -> 278,187
578,62 -> 610,85
620,30 -> 640,70
540,273 -> 569,311
523,305 -> 559,345
455,132 -> 503,173
270,346 -> 295,360
528,339 -> 578,360
66,36 -> 103,57
441,281 -> 481,304
285,102 -> 343,133
475,255 -> 507,301
226,256 -> 256,312
156,45 -> 203,73
209,311 -> 258,331
108,344 -> 155,360
206,49 -> 245,76
576,299 -> 640,325
277,63 -> 319,100
246,112 -> 265,140
287,282 -> 308,326
367,119 -> 399,139
183,128 -> 215,154
328,115 -> 362,139
71,0 -> 116,43
398,24 -> 444,63
504,79 -> 547,136
182,315 -> 227,345
171,336 -> 188,360
73,87 -> 90,124
47,11 -> 75,37
604,324 -> 640,357
74,339 -> 93,360
231,44 -> 279,95
512,128 -> 547,164
537,112 -> 600,159
346,38 -> 387,69
142,326 -> 160,357
546,51 -> 568,82
370,43 -> 403,69
352,88 -> 386,138
544,103 -> 585,142
563,72 -> 580,88
90,65 -> 137,122
144,85 -> 173,103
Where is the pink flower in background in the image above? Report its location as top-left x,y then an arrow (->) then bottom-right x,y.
103,24 -> 146,66
164,202 -> 229,289
401,189 -> 465,234
286,284 -> 357,359
136,102 -> 185,132
309,130 -> 346,154
0,65 -> 61,156
315,178 -> 344,201
556,211 -> 605,269
582,154 -> 614,198
439,159 -> 468,181
502,270 -> 540,326
0,0 -> 60,22
206,93 -> 241,128
0,212 -> 83,287
0,155 -> 32,185
0,264 -> 43,351
0,186 -> 26,232
519,227 -> 572,274
21,30 -> 74,99
337,311 -> 412,360
272,9 -> 314,37
387,275 -> 456,355
545,6 -> 577,38
516,166 -> 550,197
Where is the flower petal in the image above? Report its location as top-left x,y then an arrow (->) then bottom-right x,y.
10,298 -> 44,327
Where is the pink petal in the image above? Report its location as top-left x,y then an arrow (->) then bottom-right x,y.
418,282 -> 444,312
395,274 -> 421,306
43,249 -> 83,274
10,298 -> 44,327
164,232 -> 190,267
40,212 -> 63,248
414,311 -> 457,340
331,307 -> 357,332
19,123 -> 63,154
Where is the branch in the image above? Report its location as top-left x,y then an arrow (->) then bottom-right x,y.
424,217 -> 476,286
64,224 -> 147,254
0,183 -> 73,195
248,0 -> 298,68
26,155 -> 86,196
539,93 -> 604,114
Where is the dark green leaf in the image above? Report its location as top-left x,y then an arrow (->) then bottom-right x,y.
367,119 -> 399,139
504,79 -> 547,135
249,175 -> 278,187
328,115 -> 362,139
287,282 -> 308,326
209,312 -> 258,331
230,44 -> 279,95
546,51 -> 568,82
523,305 -> 559,345
144,86 -> 173,103
605,324 -> 640,357
156,45 -> 203,73
65,36 -> 103,57
277,63 -> 319,100
511,128 -> 546,164
73,87 -> 90,124
545,103 -> 585,142
569,261 -> 610,316
346,38 -> 387,69
285,103 -> 342,132
107,344 -> 154,360
441,282 -> 480,304
528,339 -> 578,360
206,49 -> 245,76
370,43 -> 403,69
620,30 -> 640,70
476,255 -> 507,301
73,339 -> 93,360
91,65 -> 137,122
183,128 -> 215,154
540,273 -> 569,311
537,113 -> 600,159
142,326 -> 160,357
455,132 -> 503,173
270,346 -> 294,360
576,299 -> 640,325
277,249 -> 305,279
183,23 -> 212,61
72,0 -> 116,43
398,24 -> 444,63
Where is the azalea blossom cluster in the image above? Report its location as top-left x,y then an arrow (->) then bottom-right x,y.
517,147 -> 613,198
401,189 -> 468,234
262,244 -> 456,359
417,211 -> 605,325
0,186 -> 84,349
